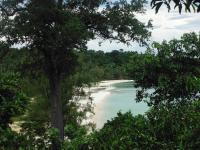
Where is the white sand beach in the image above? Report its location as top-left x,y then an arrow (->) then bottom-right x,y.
91,80 -> 133,105
84,80 -> 133,128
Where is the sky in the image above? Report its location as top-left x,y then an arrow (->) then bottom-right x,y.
87,1 -> 200,52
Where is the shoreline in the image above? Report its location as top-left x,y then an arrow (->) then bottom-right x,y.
87,80 -> 133,128
90,80 -> 133,103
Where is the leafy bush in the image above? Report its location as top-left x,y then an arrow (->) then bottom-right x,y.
87,101 -> 200,149
0,73 -> 28,149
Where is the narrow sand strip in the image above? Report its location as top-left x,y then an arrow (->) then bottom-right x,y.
88,80 -> 133,128
90,80 -> 133,106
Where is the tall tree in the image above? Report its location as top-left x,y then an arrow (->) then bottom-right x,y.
0,0 -> 151,147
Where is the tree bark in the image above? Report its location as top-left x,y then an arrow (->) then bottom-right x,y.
49,74 -> 64,149
57,0 -> 63,8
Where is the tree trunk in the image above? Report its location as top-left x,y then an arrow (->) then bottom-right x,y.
49,75 -> 64,149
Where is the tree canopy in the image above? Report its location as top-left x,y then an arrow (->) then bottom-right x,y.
131,32 -> 200,107
0,0 -> 151,148
1,0 -> 199,149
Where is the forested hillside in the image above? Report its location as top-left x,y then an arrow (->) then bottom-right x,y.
0,0 -> 199,149
76,50 -> 145,81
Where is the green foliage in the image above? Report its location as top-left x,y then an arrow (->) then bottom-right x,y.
76,50 -> 140,81
0,73 -> 28,128
0,0 -> 151,78
0,44 -> 95,149
147,101 -> 200,149
133,32 -> 200,106
127,52 -> 155,83
1,1 -> 199,149
89,112 -> 157,150
0,72 -> 29,149
0,0 -> 151,145
1,32 -> 199,149
151,0 -> 200,13
85,32 -> 200,149
88,101 -> 200,149
0,127 -> 28,150
62,124 -> 90,150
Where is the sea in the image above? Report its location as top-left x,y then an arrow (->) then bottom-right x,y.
92,81 -> 149,128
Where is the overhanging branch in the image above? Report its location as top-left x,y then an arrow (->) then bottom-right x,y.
0,5 -> 25,16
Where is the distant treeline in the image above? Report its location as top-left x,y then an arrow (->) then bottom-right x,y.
75,49 -> 150,82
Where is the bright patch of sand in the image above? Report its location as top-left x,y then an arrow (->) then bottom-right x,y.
84,80 -> 133,128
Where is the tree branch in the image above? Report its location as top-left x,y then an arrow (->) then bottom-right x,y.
57,0 -> 63,8
0,5 -> 25,16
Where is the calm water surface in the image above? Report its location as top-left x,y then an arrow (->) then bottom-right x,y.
94,81 -> 149,128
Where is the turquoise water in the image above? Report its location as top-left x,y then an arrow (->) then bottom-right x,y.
95,81 -> 149,128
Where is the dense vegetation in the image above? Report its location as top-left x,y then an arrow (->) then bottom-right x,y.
0,0 -> 199,149
0,1 -> 151,149
87,102 -> 200,149
86,32 -> 200,149
76,50 -> 143,81
1,32 -> 200,149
